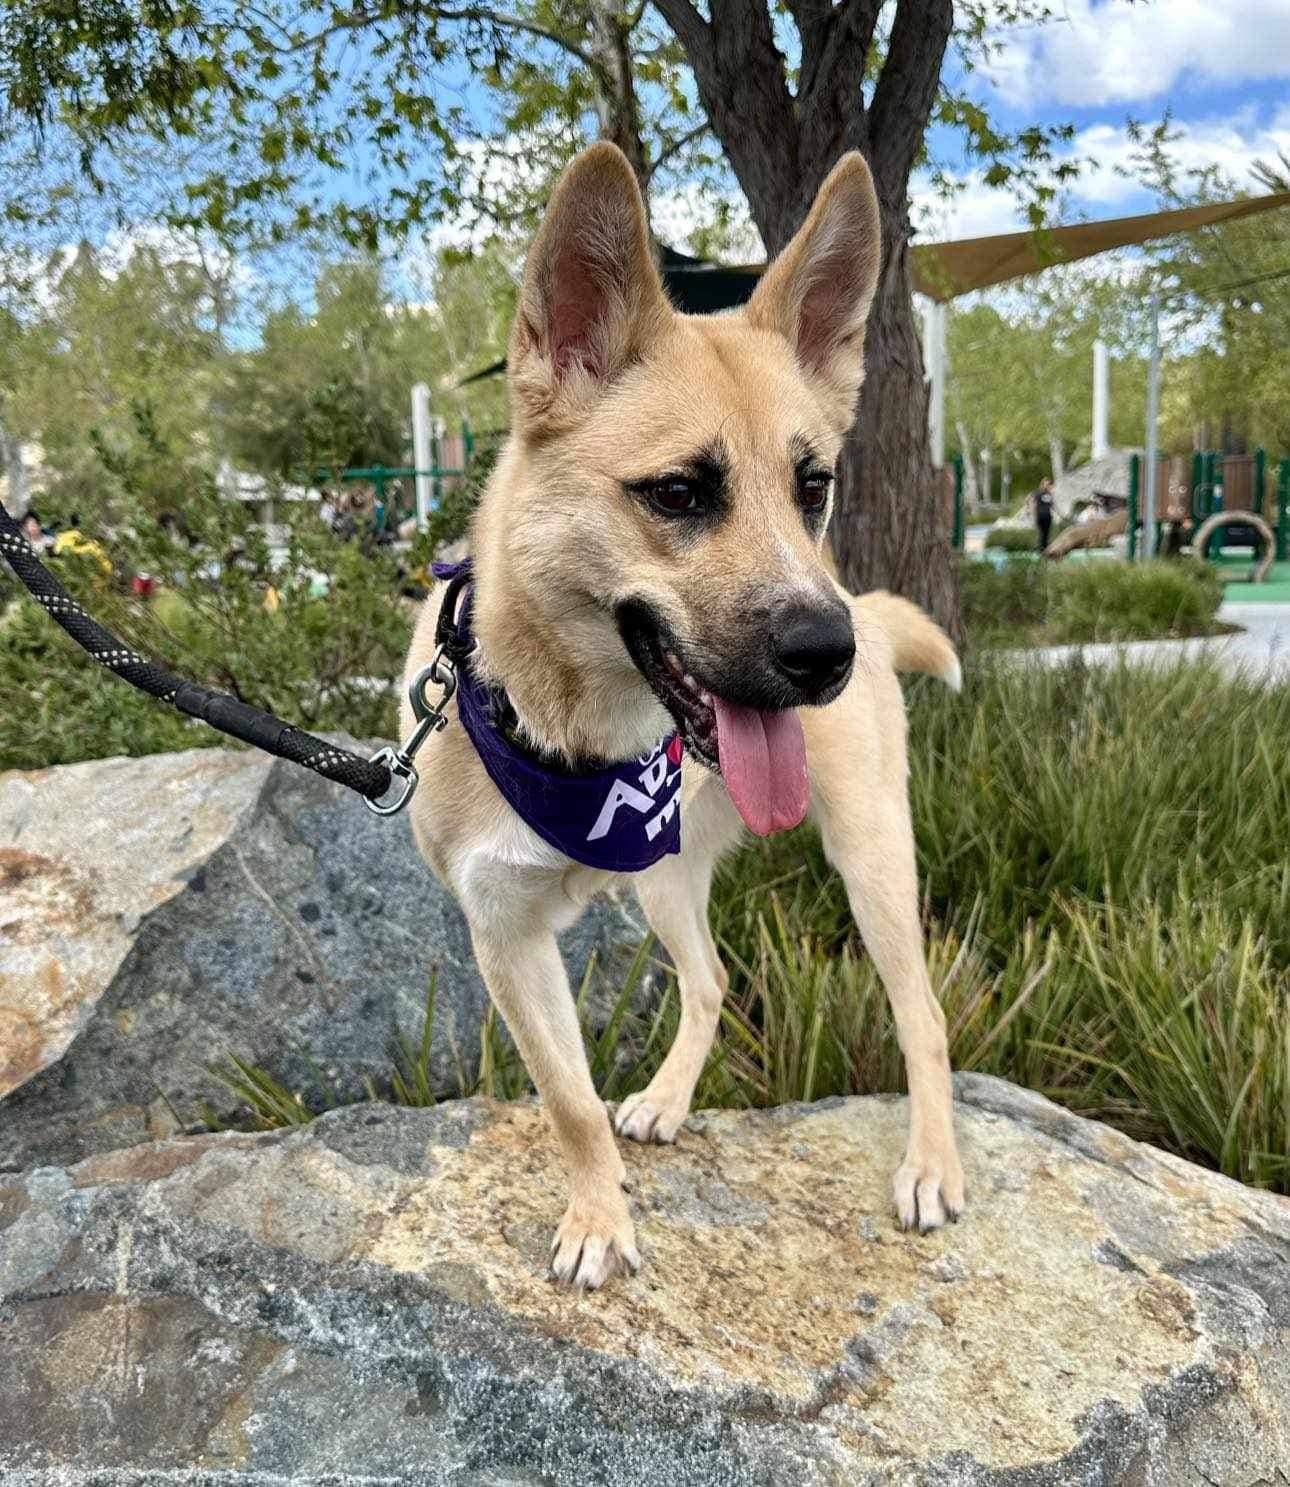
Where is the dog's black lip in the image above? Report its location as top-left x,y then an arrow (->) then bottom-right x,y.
615,598 -> 852,766
615,601 -> 721,769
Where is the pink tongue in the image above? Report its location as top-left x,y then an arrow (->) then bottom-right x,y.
712,697 -> 810,836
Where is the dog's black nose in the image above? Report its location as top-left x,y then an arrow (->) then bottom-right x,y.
771,603 -> 855,696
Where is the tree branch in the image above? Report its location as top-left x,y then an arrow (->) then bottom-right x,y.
644,118 -> 711,181
868,0 -> 952,202
796,0 -> 882,167
274,2 -> 597,71
436,5 -> 598,69
650,0 -> 712,71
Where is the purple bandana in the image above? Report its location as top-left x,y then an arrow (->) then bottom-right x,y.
432,561 -> 682,873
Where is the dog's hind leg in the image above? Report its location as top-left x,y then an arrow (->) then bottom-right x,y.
470,922 -> 640,1289
805,685 -> 965,1233
616,774 -> 742,1145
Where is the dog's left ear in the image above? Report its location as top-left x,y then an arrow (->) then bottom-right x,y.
745,153 -> 881,426
509,142 -> 671,430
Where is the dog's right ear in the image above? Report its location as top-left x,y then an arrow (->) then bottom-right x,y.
744,153 -> 881,431
509,142 -> 671,431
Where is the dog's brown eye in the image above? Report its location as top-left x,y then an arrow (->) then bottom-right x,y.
649,479 -> 701,515
800,472 -> 833,510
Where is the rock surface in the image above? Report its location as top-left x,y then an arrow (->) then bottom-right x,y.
0,745 -> 653,1172
2,1073 -> 1287,1484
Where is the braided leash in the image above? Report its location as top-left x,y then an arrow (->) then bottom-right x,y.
0,499 -> 404,807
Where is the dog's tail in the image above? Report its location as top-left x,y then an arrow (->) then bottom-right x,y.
853,591 -> 962,691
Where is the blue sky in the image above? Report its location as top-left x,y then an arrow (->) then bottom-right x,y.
916,0 -> 1290,240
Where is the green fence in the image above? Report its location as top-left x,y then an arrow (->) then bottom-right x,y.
306,421 -> 476,533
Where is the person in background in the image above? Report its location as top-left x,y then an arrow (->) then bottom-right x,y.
1162,502 -> 1192,559
21,510 -> 53,553
1033,477 -> 1055,552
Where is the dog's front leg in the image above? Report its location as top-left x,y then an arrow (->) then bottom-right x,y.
818,790 -> 965,1233
471,925 -> 639,1289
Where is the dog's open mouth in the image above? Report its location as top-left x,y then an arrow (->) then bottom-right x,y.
617,603 -> 810,837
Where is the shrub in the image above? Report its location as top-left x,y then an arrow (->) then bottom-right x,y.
1046,556 -> 1223,643
1,410 -> 413,772
961,556 -> 1224,649
984,516 -> 1075,553
0,599 -> 205,770
984,523 -> 1044,553
960,557 -> 1049,645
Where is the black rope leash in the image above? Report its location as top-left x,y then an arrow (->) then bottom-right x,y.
0,499 -> 447,812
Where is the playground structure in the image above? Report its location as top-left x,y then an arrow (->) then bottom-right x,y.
923,182 -> 1290,585
955,449 -> 1290,576
1125,450 -> 1290,573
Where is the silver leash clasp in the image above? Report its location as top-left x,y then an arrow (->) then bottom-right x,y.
365,646 -> 457,816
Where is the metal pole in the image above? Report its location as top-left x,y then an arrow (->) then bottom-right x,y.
431,416 -> 445,513
1141,292 -> 1161,561
1091,339 -> 1110,461
925,300 -> 946,471
1128,453 -> 1140,562
411,383 -> 433,532
952,455 -> 965,550
1272,455 -> 1284,559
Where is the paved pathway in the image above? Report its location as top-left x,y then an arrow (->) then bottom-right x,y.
1011,600 -> 1290,682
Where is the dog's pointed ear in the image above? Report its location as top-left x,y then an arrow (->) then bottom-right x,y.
509,142 -> 671,428
744,153 -> 881,426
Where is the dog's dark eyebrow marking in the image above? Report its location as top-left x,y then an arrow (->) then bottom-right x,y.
624,437 -> 732,531
790,433 -> 824,474
687,438 -> 733,491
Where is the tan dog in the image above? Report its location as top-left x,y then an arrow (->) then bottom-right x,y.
402,142 -> 964,1289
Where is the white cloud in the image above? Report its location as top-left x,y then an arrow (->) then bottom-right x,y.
2,222 -> 252,319
986,0 -> 1290,109
651,186 -> 764,260
915,109 -> 1290,241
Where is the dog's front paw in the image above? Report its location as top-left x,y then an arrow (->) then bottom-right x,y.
892,1142 -> 965,1233
550,1193 -> 641,1290
614,1088 -> 689,1145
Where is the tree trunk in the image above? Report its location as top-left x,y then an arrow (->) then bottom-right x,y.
1048,433 -> 1065,481
955,419 -> 981,506
586,0 -> 652,207
832,198 -> 962,641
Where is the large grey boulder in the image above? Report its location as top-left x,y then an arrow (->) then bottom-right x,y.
2,1073 -> 1287,1484
0,744 -> 654,1172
